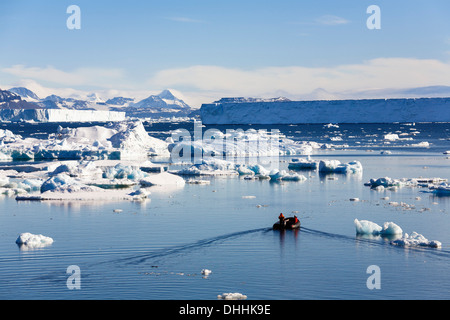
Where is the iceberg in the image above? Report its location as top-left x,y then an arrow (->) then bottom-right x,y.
16,232 -> 54,249
0,109 -> 125,123
354,219 -> 403,236
288,156 -> 319,170
139,172 -> 185,187
390,232 -> 442,248
268,169 -> 307,181
319,160 -> 363,174
428,183 -> 450,196
0,120 -> 169,161
200,97 -> 450,124
173,158 -> 239,176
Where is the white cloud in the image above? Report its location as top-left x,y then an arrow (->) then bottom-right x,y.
148,58 -> 450,106
2,65 -> 126,88
165,17 -> 205,23
315,15 -> 350,25
3,57 -> 450,108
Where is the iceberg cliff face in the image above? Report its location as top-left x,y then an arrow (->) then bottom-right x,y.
0,109 -> 125,122
200,98 -> 450,124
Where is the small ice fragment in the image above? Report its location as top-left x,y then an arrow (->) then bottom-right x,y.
201,269 -> 212,276
217,293 -> 247,300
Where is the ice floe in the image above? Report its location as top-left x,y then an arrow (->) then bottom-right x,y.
16,232 -> 54,249
288,156 -> 319,170
139,172 -> 185,187
217,293 -> 247,300
268,169 -> 307,181
318,160 -> 363,174
390,232 -> 442,248
364,176 -> 449,193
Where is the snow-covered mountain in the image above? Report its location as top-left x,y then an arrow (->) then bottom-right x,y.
0,88 -> 193,119
0,88 -> 37,109
0,89 -> 22,103
8,87 -> 40,101
109,90 -> 192,118
105,97 -> 134,106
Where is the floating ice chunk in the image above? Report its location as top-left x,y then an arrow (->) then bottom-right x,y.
103,163 -> 148,180
269,169 -> 307,181
174,158 -> 239,176
318,160 -> 341,172
391,232 -> 442,248
384,134 -> 399,141
319,160 -> 362,174
429,183 -> 450,196
127,188 -> 150,199
410,141 -> 429,148
0,173 -> 9,187
380,222 -> 403,235
201,269 -> 212,276
354,219 -> 382,235
217,293 -> 247,300
365,177 -> 403,188
139,172 -> 185,187
235,165 -> 255,176
50,161 -> 103,179
185,179 -> 210,185
354,219 -> 402,235
288,157 -> 318,170
16,232 -> 54,248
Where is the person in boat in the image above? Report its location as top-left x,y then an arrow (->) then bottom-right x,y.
278,213 -> 285,227
294,215 -> 299,224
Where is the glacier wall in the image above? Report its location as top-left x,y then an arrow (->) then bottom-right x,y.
200,98 -> 450,124
0,109 -> 126,122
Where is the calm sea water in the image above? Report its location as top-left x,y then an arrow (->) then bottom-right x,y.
0,121 -> 449,300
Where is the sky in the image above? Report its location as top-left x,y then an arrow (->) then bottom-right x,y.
1,0 -> 450,107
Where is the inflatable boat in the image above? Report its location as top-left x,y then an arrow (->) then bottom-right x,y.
273,217 -> 301,230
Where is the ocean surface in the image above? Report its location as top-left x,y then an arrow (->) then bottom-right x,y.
0,121 -> 449,300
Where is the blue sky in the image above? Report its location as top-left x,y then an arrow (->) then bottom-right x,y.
1,0 -> 450,106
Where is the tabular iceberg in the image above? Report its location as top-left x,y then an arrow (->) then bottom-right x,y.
200,97 -> 450,124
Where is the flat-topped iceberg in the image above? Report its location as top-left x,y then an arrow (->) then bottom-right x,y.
319,160 -> 363,174
288,156 -> 319,170
268,169 -> 307,181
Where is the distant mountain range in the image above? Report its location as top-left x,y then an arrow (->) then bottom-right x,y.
0,87 -> 194,118
2,85 -> 450,120
294,85 -> 450,101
